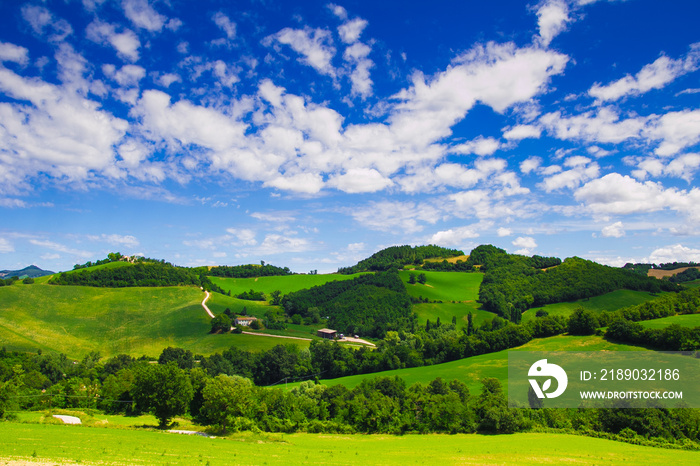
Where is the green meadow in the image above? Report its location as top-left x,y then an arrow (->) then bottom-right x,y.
521,289 -> 665,323
413,302 -> 492,329
0,282 -> 309,359
287,334 -> 647,393
1,422 -> 697,465
639,313 -> 700,329
209,272 -> 368,297
399,270 -> 482,302
399,271 -> 485,329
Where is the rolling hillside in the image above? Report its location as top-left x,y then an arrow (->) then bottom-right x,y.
0,281 -> 309,358
1,245 -> 696,363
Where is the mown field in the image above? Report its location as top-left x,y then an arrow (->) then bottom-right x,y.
286,334 -> 647,393
1,422 -> 697,465
0,282 -> 309,359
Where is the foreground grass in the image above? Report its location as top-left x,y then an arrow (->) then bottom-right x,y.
0,283 -> 309,359
1,422 -> 698,465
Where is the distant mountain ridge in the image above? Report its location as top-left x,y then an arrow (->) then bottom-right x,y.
0,265 -> 54,279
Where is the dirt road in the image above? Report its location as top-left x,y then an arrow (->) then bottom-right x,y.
201,291 -> 215,318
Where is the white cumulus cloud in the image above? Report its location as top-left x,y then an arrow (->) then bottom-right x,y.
601,221 -> 625,238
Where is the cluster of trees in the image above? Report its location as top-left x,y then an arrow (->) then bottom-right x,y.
236,289 -> 266,301
2,347 -> 699,449
281,272 -> 414,338
408,273 -> 427,284
338,245 -> 463,274
667,268 -> 700,283
48,262 -> 225,294
474,246 -> 679,322
422,260 -> 474,272
0,276 -> 19,286
205,263 -> 293,278
606,320 -> 700,351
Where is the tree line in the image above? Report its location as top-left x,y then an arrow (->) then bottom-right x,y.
2,347 -> 699,450
624,261 -> 700,275
204,263 -> 293,278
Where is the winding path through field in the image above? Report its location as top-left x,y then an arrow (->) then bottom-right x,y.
201,290 -> 215,318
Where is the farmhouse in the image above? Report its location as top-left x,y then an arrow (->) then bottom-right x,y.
234,316 -> 257,326
317,328 -> 337,339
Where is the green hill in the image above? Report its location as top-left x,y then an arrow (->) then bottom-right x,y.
0,265 -> 54,279
338,244 -> 464,274
0,282 -> 309,359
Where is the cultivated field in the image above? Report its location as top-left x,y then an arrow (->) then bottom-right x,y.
1,422 -> 697,465
422,254 -> 470,264
648,267 -> 700,279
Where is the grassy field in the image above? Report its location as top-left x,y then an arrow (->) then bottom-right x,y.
398,270 -> 482,302
521,289 -> 665,323
1,422 -> 697,465
399,271 -> 484,329
413,302 -> 492,329
286,334 -> 647,393
639,313 -> 700,329
0,282 -> 309,359
208,272 -> 368,297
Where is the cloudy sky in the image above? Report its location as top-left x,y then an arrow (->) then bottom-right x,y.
1,0 -> 700,273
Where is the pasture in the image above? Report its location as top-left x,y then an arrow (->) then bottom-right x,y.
1,422 -> 697,465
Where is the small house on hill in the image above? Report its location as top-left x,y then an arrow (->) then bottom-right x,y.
234,316 -> 257,326
317,328 -> 337,339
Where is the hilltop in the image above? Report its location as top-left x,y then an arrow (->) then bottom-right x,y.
0,265 -> 54,279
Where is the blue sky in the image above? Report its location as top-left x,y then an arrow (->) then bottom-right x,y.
1,0 -> 700,273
